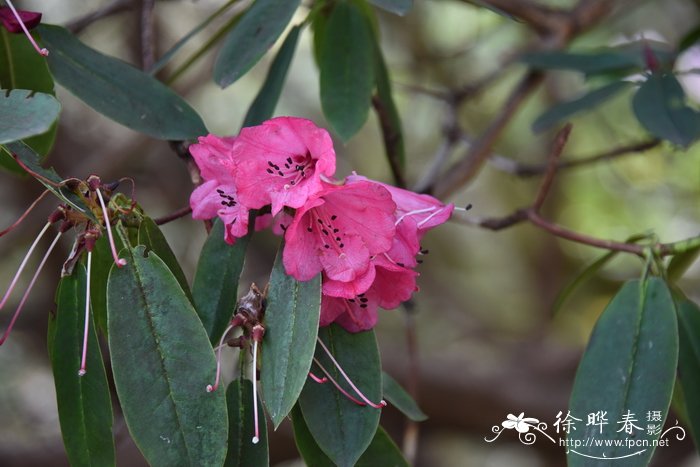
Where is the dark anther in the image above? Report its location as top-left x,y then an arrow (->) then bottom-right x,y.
266,168 -> 274,174
333,228 -> 339,233
465,203 -> 473,211
268,161 -> 275,167
417,259 -> 423,264
317,219 -> 323,224
287,157 -> 293,164
280,224 -> 287,231
331,215 -> 337,220
360,304 -> 368,309
397,262 -> 405,267
349,299 -> 356,303
307,227 -> 313,232
324,244 -> 330,249
322,229 -> 329,235
339,243 -> 344,248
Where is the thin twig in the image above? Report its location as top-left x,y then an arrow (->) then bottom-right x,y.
455,129 -> 698,257
458,0 -> 568,36
532,124 -> 571,212
401,303 -> 420,464
140,0 -> 156,71
154,206 -> 192,225
66,0 -> 137,34
433,71 -> 544,197
489,138 -> 661,177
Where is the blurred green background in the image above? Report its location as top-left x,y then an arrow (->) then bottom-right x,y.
2,0 -> 700,465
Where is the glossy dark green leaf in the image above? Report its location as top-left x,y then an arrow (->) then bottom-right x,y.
382,372 -> 427,422
0,29 -> 57,166
138,217 -> 192,301
521,42 -> 675,77
107,245 -> 227,467
0,89 -> 60,144
90,236 -> 117,337
568,278 -> 678,467
668,244 -> 700,282
320,2 -> 375,141
192,218 -> 249,344
38,24 -> 207,140
632,72 -> 700,147
292,405 -> 407,467
369,0 -> 413,16
149,0 -> 241,75
225,379 -> 269,467
356,426 -> 408,467
1,142 -> 96,221
51,263 -> 115,467
242,25 -> 301,127
533,81 -> 630,132
214,0 -> 301,88
677,299 -> 700,448
261,245 -> 321,428
520,50 -> 641,74
299,325 -> 382,467
291,404 -> 333,466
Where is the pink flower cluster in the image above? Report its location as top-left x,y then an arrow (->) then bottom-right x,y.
190,117 -> 453,332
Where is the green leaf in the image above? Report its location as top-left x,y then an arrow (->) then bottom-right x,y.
107,246 -> 228,467
0,29 -> 58,166
261,245 -> 321,429
568,278 -> 678,467
320,2 -> 375,141
632,72 -> 700,148
533,81 -> 630,133
520,42 -> 675,77
355,426 -> 408,467
382,372 -> 427,422
192,218 -> 249,344
242,25 -> 301,127
291,404 -> 334,467
224,379 -> 269,467
676,299 -> 700,448
372,34 -> 406,179
292,405 -> 407,467
1,141 -> 97,221
0,89 -> 60,144
149,0 -> 241,75
138,217 -> 192,302
214,0 -> 301,88
553,250 -> 619,316
51,263 -> 115,467
668,244 -> 700,282
298,325 -> 382,467
38,24 -> 207,140
369,0 -> 413,16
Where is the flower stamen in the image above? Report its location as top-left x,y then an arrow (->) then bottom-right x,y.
0,222 -> 51,310
316,337 -> 386,409
0,231 -> 62,345
95,188 -> 126,267
4,0 -> 48,56
251,339 -> 260,444
0,189 -> 50,238
207,324 -> 235,393
308,371 -> 328,384
312,357 -> 366,406
78,251 -> 92,376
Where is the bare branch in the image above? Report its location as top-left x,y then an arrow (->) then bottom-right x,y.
66,0 -> 137,34
490,139 -> 661,177
140,0 -> 157,70
532,124 -> 572,212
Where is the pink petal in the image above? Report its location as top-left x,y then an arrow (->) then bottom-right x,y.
322,263 -> 376,299
189,134 -> 237,182
0,8 -> 42,33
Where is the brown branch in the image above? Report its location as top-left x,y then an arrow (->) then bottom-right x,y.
140,0 -> 157,71
66,0 -> 137,34
459,0 -> 568,36
532,124 -> 571,212
432,70 -> 544,197
490,138 -> 661,177
431,0 -> 618,199
154,206 -> 192,225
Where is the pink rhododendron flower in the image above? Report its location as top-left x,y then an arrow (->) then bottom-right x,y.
232,117 -> 336,216
321,256 -> 418,332
189,135 -> 249,244
283,181 -> 396,287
